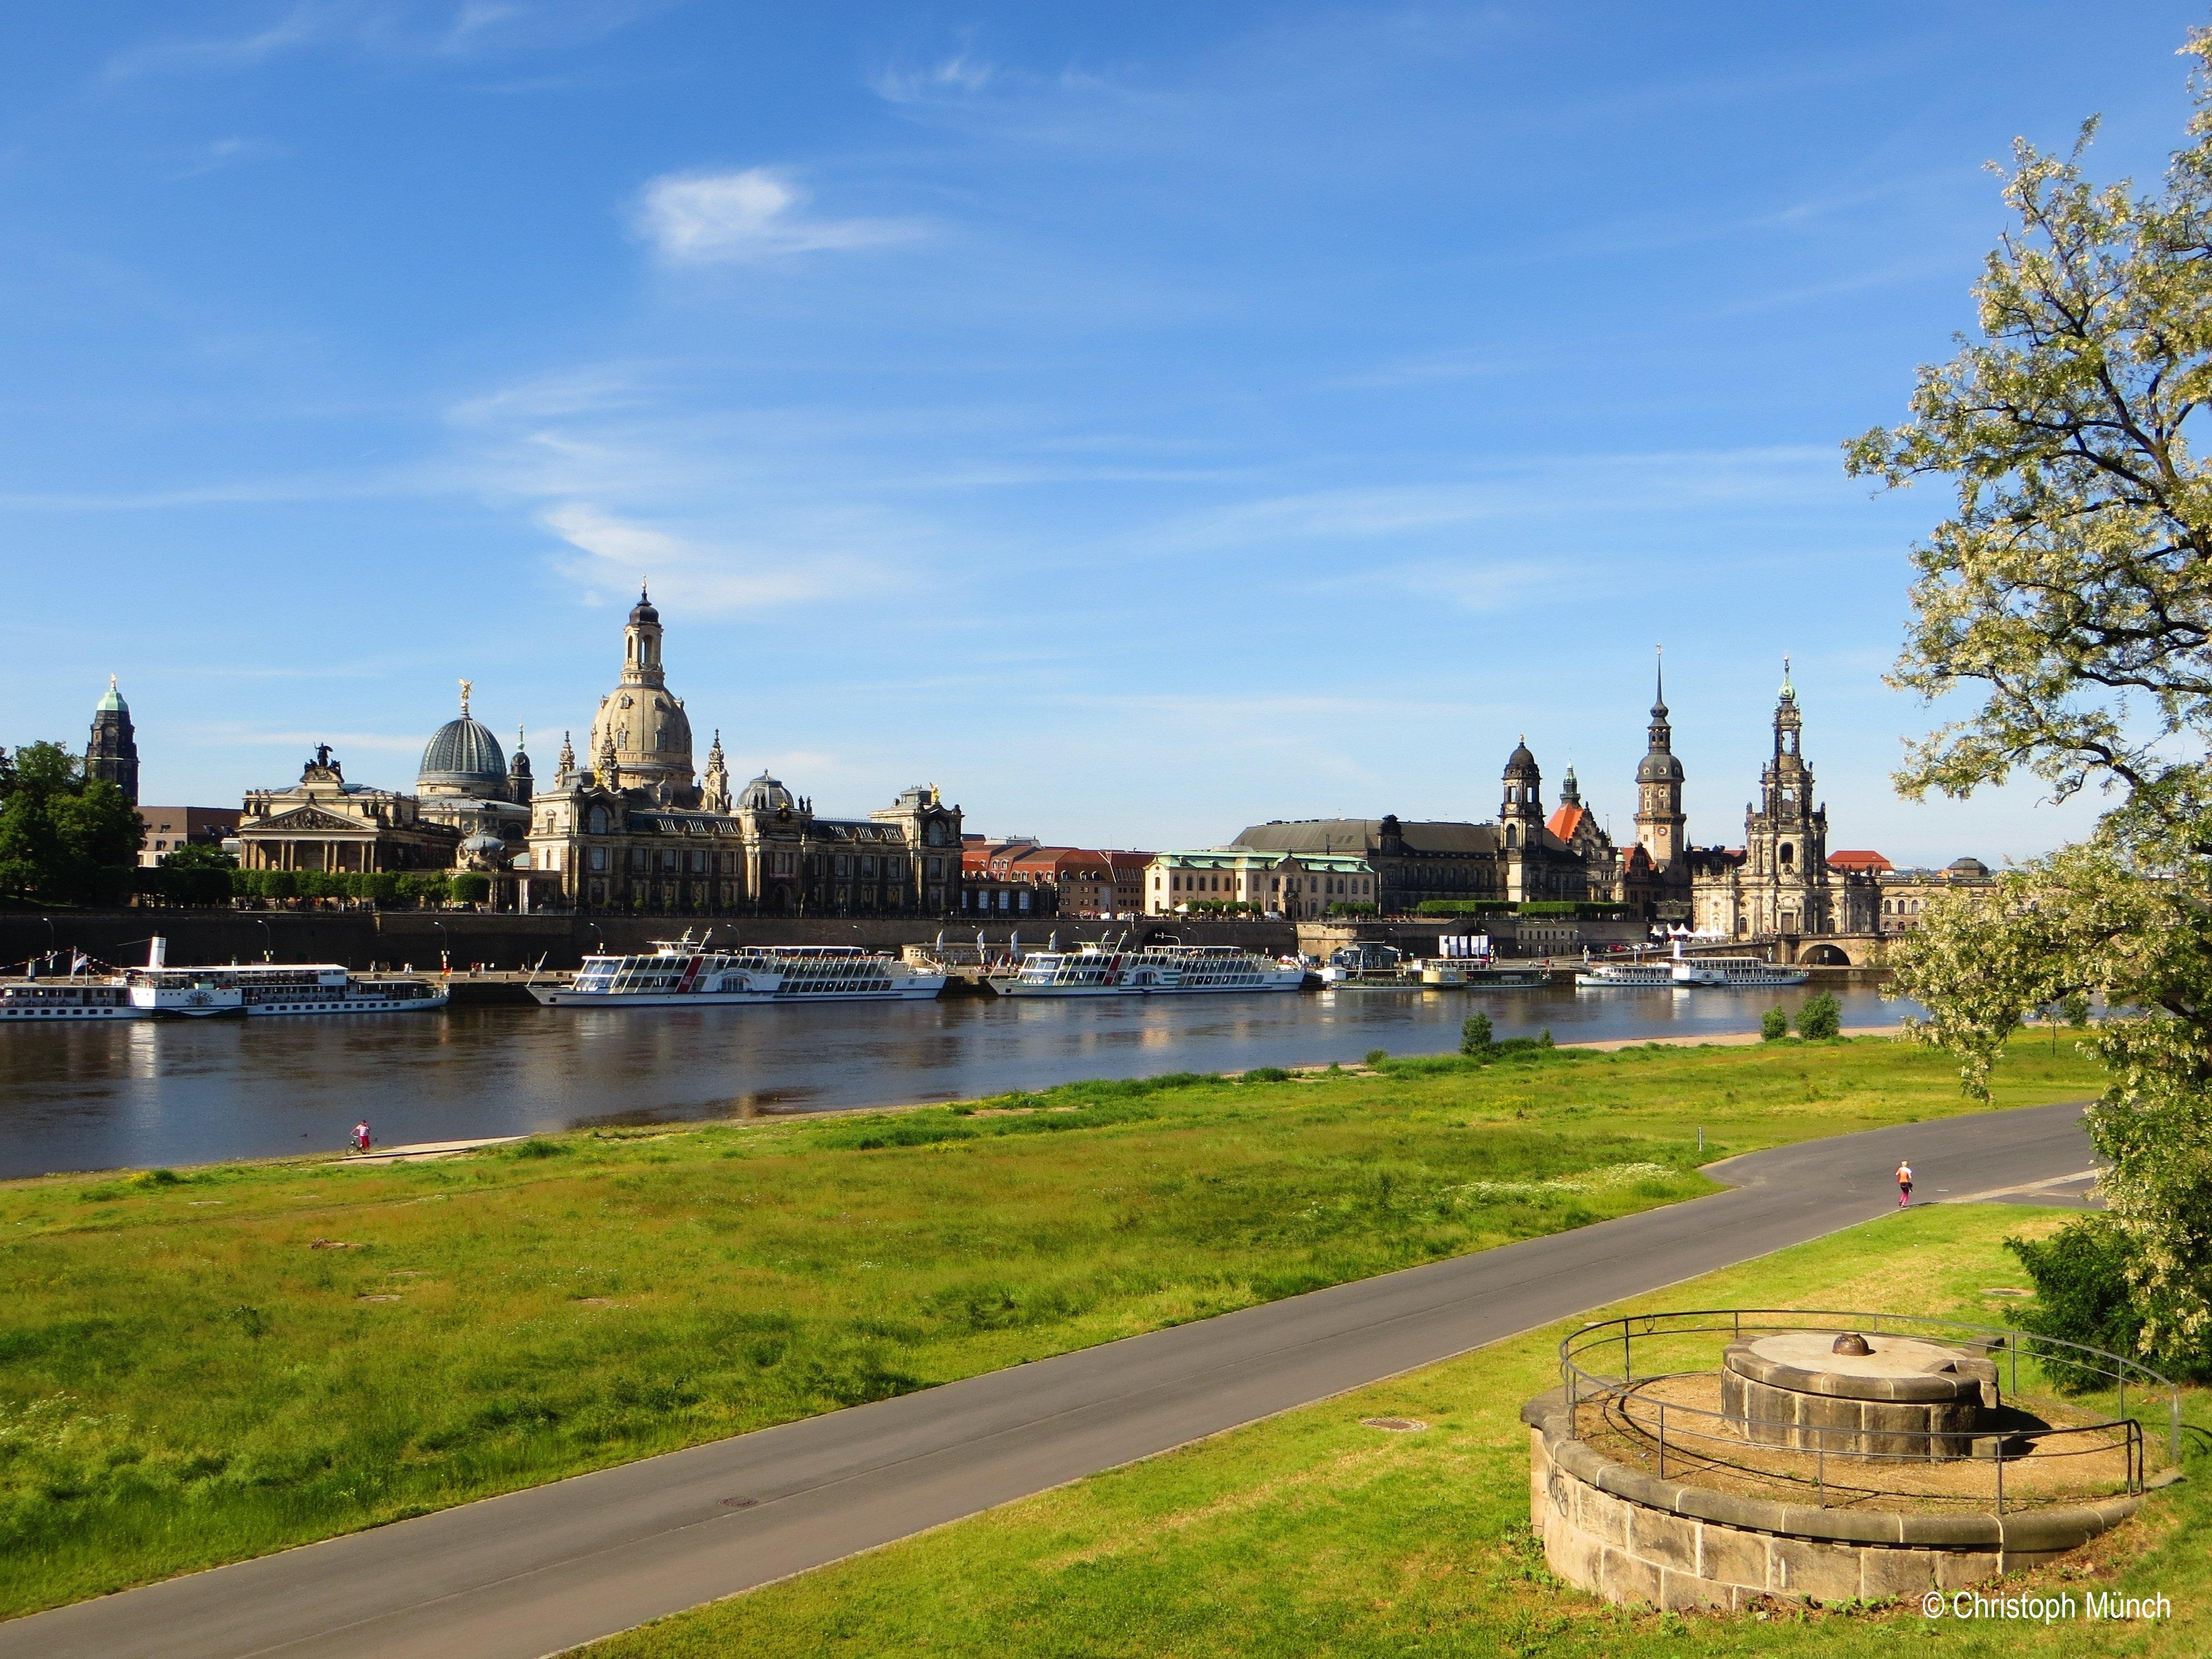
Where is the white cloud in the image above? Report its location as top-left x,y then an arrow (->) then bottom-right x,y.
872,51 -> 997,105
632,168 -> 920,265
539,502 -> 902,614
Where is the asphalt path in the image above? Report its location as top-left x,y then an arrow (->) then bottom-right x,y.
3,1099 -> 2095,1659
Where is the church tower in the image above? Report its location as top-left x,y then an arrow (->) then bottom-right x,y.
1633,647 -> 1686,870
86,676 -> 139,805
1742,659 -> 1832,935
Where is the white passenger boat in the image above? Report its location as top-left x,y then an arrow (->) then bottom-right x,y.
988,938 -> 1304,997
0,975 -> 143,1021
531,938 -> 947,1006
1670,954 -> 1810,988
1574,959 -> 1680,989
121,940 -> 448,1017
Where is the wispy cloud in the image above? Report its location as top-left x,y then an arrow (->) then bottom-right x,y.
174,136 -> 286,179
631,168 -> 922,264
870,50 -> 997,105
105,1 -> 667,81
539,502 -> 905,614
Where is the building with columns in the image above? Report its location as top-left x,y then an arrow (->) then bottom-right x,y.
235,746 -> 461,874
525,589 -> 963,914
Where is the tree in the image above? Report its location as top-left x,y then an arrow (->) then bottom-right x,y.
1760,1007 -> 1789,1042
1846,30 -> 2212,1367
1796,992 -> 1841,1041
1460,1011 -> 1493,1055
0,741 -> 143,905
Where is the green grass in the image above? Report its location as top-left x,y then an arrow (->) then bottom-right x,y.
0,1036 -> 2099,1616
584,1205 -> 2212,1659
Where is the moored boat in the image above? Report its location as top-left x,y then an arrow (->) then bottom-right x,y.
988,937 -> 1303,997
122,940 -> 447,1016
1670,954 -> 1810,988
531,937 -> 946,1006
1574,959 -> 1679,989
0,975 -> 143,1021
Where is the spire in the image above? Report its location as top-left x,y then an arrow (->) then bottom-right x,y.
1652,644 -> 1666,716
1780,654 -> 1794,701
556,730 -> 576,775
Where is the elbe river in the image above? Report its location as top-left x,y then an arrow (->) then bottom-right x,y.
0,982 -> 1921,1180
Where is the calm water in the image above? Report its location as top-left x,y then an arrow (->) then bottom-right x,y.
0,982 -> 1917,1178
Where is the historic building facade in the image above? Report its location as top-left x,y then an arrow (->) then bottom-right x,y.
1233,740 -> 1616,914
414,680 -> 535,875
1684,667 -> 1877,938
236,747 -> 460,874
85,676 -> 139,805
1145,847 -> 1376,919
525,591 -> 962,914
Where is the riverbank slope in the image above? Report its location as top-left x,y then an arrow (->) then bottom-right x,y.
0,1036 -> 2098,1617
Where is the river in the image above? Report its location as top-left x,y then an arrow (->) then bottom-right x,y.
0,982 -> 1919,1178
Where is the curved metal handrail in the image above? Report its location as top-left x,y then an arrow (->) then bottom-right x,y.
1552,1308 -> 2180,1512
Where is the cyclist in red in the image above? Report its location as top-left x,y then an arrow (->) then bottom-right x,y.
353,1120 -> 373,1154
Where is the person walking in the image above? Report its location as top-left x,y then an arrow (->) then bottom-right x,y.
1896,1159 -> 1913,1207
353,1119 -> 373,1154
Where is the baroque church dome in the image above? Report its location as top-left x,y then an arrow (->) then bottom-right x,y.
585,583 -> 697,801
420,682 -> 507,795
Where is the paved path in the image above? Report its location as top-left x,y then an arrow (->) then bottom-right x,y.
2,1100 -> 2094,1659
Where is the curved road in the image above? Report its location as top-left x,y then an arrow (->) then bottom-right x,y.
2,1100 -> 2095,1659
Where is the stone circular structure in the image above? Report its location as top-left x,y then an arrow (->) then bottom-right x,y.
1523,1389 -> 2147,1610
1720,1331 -> 1997,1460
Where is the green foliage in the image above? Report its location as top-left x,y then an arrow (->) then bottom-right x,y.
1412,900 -> 1508,916
229,869 -> 434,905
1514,901 -> 1629,917
1761,1007 -> 1790,1042
1241,1067 -> 1291,1083
1852,36 -> 2212,1363
1363,1048 -> 1387,1067
1459,1011 -> 1492,1055
0,742 -> 143,905
2007,1217 -> 2212,1389
1796,992 -> 1842,1040
450,873 -> 492,905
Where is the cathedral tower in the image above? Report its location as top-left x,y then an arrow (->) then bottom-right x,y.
86,676 -> 139,805
1633,647 -> 1686,870
1743,659 -> 1832,935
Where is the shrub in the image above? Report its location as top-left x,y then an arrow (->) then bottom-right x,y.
451,873 -> 492,905
1460,1011 -> 1493,1055
1760,1008 -> 1789,1042
1243,1066 -> 1292,1083
2010,1219 -> 2212,1389
1797,992 -> 1841,1040
1414,900 -> 1510,916
1364,1048 -> 1387,1067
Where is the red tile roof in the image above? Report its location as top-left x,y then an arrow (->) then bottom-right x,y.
1546,803 -> 1588,841
1828,849 -> 1892,873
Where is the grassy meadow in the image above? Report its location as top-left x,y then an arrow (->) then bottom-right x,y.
586,1204 -> 2212,1659
0,1035 -> 2100,1616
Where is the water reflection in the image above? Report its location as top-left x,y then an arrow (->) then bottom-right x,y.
0,982 -> 1914,1178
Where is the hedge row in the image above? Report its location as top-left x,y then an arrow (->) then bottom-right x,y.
135,869 -> 492,905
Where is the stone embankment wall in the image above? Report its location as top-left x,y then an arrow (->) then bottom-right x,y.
1523,1390 -> 2140,1610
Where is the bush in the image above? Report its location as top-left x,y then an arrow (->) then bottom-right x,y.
451,872 -> 492,905
1241,1066 -> 1292,1083
1364,1048 -> 1387,1067
2005,1218 -> 2212,1389
1414,900 -> 1510,916
1797,992 -> 1841,1040
1760,1007 -> 1789,1042
1460,1011 -> 1493,1055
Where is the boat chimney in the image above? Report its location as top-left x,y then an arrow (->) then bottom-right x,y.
148,936 -> 167,969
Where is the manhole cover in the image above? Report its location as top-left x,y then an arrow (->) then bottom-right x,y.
1360,1416 -> 1428,1433
1981,1287 -> 2031,1297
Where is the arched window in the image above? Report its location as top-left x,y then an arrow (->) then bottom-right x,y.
587,806 -> 609,836
1505,824 -> 1518,848
1779,843 -> 1794,869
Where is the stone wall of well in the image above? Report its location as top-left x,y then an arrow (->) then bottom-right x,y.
1522,1390 -> 2139,1610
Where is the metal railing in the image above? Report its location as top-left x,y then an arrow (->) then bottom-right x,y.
1558,1309 -> 2180,1515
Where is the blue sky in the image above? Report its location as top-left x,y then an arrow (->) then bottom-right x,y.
3,2 -> 2204,863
